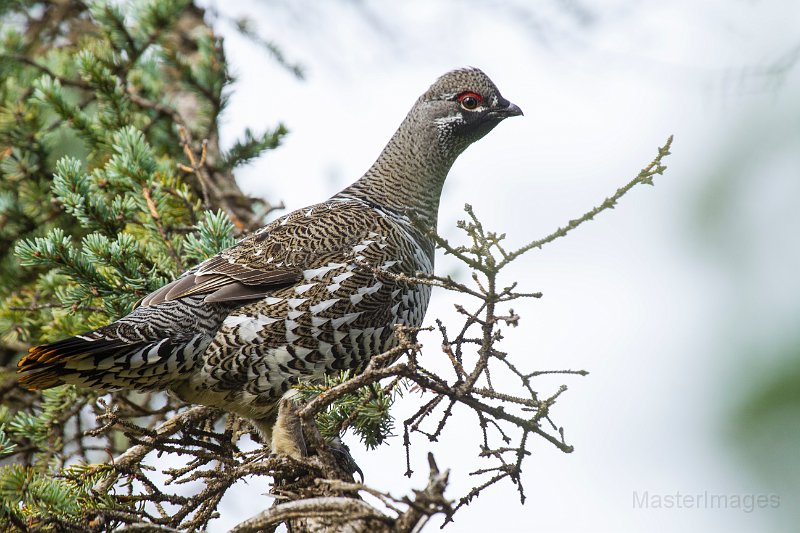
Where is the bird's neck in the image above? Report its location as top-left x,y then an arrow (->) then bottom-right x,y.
335,109 -> 457,233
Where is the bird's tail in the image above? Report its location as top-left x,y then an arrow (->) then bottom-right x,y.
18,332 -> 203,391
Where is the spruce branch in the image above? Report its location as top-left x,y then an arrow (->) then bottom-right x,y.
227,16 -> 306,80
0,53 -> 92,90
221,125 -> 289,171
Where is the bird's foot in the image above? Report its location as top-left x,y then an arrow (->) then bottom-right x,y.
270,396 -> 363,481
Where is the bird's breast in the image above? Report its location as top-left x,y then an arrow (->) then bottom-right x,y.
197,227 -> 433,411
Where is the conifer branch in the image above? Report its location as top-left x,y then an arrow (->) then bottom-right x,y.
499,135 -> 673,267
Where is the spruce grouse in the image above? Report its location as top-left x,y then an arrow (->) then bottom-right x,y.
18,67 -> 522,444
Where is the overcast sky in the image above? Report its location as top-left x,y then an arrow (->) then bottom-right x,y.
200,1 -> 800,531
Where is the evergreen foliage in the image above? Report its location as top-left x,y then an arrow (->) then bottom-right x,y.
297,371 -> 399,450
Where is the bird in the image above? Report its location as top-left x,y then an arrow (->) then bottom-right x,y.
17,67 -> 522,452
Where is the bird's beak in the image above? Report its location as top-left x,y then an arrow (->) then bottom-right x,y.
504,102 -> 524,117
498,102 -> 525,117
489,101 -> 524,119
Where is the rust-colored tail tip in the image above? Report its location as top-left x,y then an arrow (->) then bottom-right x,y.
18,347 -> 35,366
17,345 -> 62,390
18,345 -> 70,369
18,347 -> 42,371
18,375 -> 42,390
17,369 -> 61,390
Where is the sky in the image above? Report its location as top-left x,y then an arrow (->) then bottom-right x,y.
197,1 -> 800,531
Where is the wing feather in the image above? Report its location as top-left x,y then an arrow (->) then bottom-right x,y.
139,199 -> 383,308
139,252 -> 301,308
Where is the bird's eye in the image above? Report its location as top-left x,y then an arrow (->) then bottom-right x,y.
456,91 -> 483,111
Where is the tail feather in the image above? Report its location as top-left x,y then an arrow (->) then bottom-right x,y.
18,333 -> 204,391
20,337 -> 130,367
18,294 -> 225,391
19,337 -> 144,390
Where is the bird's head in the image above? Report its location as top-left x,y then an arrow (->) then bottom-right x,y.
416,67 -> 523,157
344,67 -> 522,222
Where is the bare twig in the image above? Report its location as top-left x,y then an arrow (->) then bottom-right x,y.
499,135 -> 673,266
93,405 -> 219,494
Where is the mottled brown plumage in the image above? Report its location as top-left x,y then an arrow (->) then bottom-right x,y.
18,67 -> 522,439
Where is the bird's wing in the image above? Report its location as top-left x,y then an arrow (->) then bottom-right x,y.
139,200 -> 385,307
139,256 -> 302,307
